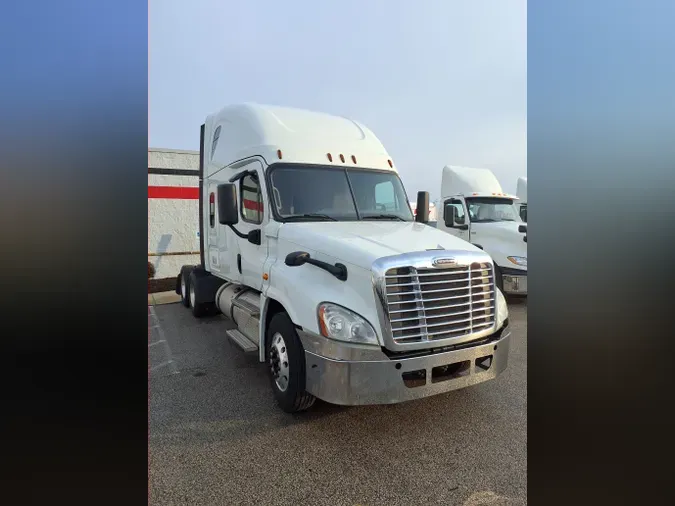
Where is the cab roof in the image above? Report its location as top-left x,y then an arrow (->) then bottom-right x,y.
204,103 -> 396,176
441,165 -> 508,197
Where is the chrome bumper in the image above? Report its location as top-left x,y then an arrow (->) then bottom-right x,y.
502,273 -> 527,295
298,327 -> 511,406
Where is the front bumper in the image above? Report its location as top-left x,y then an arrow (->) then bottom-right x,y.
501,267 -> 527,295
299,326 -> 511,406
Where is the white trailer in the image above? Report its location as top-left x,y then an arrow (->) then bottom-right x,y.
437,166 -> 527,295
177,104 -> 511,413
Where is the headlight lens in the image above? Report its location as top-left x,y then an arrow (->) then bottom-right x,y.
497,288 -> 509,328
507,256 -> 527,267
317,303 -> 379,345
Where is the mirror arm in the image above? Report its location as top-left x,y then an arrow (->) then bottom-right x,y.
284,251 -> 347,281
228,225 -> 248,239
305,258 -> 348,281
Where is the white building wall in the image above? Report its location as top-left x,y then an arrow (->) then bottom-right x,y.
148,148 -> 200,280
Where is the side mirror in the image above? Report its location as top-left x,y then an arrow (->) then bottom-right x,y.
444,205 -> 468,229
444,205 -> 457,227
285,251 -> 310,267
415,191 -> 429,223
217,184 -> 239,225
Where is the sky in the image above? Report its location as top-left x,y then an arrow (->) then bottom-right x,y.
149,0 -> 526,200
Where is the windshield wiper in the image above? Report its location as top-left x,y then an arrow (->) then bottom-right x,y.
284,213 -> 338,222
362,214 -> 407,221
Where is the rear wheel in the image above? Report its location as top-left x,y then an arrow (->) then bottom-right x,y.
189,270 -> 209,318
180,269 -> 191,307
266,312 -> 316,413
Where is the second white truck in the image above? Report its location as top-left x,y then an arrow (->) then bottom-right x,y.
175,104 -> 512,413
437,166 -> 527,295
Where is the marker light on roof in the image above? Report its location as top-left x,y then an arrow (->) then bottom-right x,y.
388,159 -> 393,168
351,155 -> 357,164
340,154 -> 345,163
277,149 -> 283,159
473,192 -> 479,195
327,153 -> 333,162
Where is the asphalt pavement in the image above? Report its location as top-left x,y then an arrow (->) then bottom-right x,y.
149,298 -> 527,506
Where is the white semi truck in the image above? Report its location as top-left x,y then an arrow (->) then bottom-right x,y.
437,166 -> 527,296
517,177 -> 527,222
176,104 -> 511,413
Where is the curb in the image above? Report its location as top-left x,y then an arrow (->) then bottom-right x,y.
148,291 -> 181,306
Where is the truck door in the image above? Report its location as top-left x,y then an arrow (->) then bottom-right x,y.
205,182 -> 221,275
442,198 -> 470,243
207,180 -> 241,282
236,164 -> 268,291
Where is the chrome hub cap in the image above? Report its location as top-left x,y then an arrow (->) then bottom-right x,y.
269,332 -> 289,392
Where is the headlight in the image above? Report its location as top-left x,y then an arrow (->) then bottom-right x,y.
507,256 -> 527,267
496,288 -> 509,328
317,303 -> 379,345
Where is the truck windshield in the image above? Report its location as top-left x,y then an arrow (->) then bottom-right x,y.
466,197 -> 520,223
269,165 -> 414,222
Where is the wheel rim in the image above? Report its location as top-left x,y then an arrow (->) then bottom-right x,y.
181,277 -> 186,299
189,283 -> 196,308
269,332 -> 290,392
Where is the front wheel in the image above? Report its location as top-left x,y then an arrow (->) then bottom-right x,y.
266,312 -> 316,413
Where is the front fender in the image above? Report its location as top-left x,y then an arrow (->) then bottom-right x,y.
478,239 -> 527,272
265,248 -> 383,343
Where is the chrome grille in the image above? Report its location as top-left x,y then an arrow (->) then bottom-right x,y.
384,262 -> 495,344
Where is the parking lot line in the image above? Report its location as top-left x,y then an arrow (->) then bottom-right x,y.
149,305 -> 178,375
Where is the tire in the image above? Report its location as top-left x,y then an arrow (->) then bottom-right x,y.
493,263 -> 504,292
266,312 -> 316,413
189,270 -> 209,318
180,269 -> 191,308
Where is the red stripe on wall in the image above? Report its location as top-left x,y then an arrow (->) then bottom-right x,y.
148,186 -> 199,199
148,187 -> 263,212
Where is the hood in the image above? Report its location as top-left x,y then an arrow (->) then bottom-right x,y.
472,221 -> 526,240
471,221 -> 528,262
277,221 -> 483,270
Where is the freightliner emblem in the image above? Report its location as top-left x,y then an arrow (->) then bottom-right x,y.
432,257 -> 457,268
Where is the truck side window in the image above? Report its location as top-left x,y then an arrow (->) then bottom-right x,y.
444,199 -> 466,225
240,173 -> 264,224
